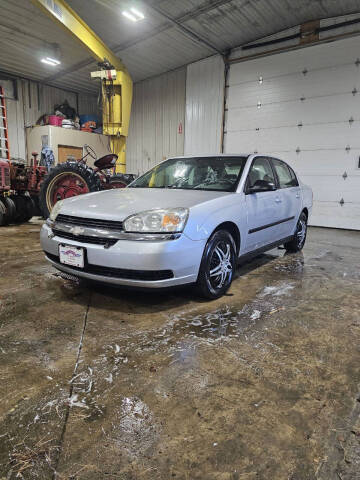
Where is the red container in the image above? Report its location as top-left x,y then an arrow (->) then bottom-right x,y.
49,115 -> 62,126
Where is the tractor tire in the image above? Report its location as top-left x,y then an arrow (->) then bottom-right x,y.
39,161 -> 101,218
30,195 -> 42,217
10,195 -> 29,223
0,199 -> 7,226
0,197 -> 16,225
23,196 -> 35,222
108,173 -> 134,189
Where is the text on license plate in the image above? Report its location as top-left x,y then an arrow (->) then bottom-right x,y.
59,244 -> 84,268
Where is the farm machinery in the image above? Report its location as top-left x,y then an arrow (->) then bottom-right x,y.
0,153 -> 46,226
0,146 -> 134,225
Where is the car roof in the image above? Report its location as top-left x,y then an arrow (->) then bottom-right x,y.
168,154 -> 250,159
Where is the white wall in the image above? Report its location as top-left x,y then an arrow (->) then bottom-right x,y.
126,67 -> 186,175
0,76 -> 98,163
184,55 -> 225,155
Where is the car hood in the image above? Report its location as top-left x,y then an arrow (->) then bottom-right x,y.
58,188 -> 232,221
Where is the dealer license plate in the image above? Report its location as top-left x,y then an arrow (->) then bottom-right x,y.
59,244 -> 84,268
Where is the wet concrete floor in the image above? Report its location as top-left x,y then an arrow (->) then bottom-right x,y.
0,219 -> 360,479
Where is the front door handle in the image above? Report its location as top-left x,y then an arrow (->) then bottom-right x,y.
275,198 -> 282,203
295,193 -> 300,198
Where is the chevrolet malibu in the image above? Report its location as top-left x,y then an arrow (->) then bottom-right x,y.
40,155 -> 313,299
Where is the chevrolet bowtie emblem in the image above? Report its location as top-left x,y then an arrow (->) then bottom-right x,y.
70,226 -> 85,236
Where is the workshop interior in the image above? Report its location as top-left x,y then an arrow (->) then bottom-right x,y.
1,1 -> 360,479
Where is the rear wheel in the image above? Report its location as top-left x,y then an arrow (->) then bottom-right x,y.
284,212 -> 307,252
22,196 -> 35,222
108,174 -> 133,189
10,195 -> 28,223
0,197 -> 16,225
39,162 -> 101,218
196,230 -> 236,299
0,199 -> 7,226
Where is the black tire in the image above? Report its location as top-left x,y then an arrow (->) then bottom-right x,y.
39,161 -> 101,218
10,195 -> 28,223
22,196 -> 34,222
196,230 -> 236,300
108,174 -> 133,188
0,199 -> 7,226
0,197 -> 16,225
284,212 -> 308,252
30,195 -> 42,217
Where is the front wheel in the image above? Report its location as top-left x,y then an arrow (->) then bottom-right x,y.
196,230 -> 236,299
284,212 -> 307,252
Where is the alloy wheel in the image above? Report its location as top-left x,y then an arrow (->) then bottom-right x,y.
296,217 -> 307,248
208,240 -> 233,290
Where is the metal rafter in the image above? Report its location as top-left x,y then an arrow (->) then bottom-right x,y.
42,0 -> 230,83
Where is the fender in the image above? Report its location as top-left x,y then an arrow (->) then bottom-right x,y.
183,195 -> 248,249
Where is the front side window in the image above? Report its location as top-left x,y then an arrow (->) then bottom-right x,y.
247,157 -> 275,189
129,156 -> 248,192
272,159 -> 297,188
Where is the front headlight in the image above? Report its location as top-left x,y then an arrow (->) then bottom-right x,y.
123,208 -> 189,233
49,200 -> 64,222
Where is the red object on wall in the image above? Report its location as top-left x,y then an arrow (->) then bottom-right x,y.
178,122 -> 183,134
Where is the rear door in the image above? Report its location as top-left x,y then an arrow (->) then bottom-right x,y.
244,156 -> 283,252
271,158 -> 302,238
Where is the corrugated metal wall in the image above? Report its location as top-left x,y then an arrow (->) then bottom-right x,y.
0,76 -> 98,162
184,55 -> 225,155
126,67 -> 186,175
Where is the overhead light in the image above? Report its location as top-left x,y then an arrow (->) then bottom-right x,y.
41,57 -> 61,66
122,8 -> 144,22
130,7 -> 144,19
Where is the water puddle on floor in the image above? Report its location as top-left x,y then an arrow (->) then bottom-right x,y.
170,281 -> 297,341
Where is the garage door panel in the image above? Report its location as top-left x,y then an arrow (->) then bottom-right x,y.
271,150 -> 360,176
229,37 -> 360,84
226,123 -> 360,153
309,202 -> 360,230
228,64 -> 360,107
302,175 -> 360,203
227,94 -> 360,131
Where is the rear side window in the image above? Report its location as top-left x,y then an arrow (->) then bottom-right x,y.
272,159 -> 298,188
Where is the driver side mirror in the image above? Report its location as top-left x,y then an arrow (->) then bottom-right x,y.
247,179 -> 276,194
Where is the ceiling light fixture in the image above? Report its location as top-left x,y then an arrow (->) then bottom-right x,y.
122,8 -> 144,22
41,56 -> 61,66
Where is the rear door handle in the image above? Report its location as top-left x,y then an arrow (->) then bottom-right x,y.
295,193 -> 300,198
275,197 -> 282,203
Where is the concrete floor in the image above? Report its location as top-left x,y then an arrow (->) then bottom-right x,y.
0,220 -> 360,480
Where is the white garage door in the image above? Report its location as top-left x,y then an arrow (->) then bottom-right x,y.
224,36 -> 360,230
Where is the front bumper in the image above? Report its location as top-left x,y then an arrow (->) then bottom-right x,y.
40,223 -> 206,288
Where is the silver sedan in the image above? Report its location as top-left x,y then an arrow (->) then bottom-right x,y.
40,154 -> 313,299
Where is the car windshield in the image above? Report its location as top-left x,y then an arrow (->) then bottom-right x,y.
129,156 -> 248,192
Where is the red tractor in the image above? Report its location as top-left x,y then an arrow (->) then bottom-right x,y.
0,145 -> 134,225
0,159 -> 14,225
38,145 -> 135,218
0,153 -> 47,225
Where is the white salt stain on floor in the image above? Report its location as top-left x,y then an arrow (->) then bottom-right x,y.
261,282 -> 295,297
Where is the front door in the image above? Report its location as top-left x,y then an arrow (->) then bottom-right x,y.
244,157 -> 283,251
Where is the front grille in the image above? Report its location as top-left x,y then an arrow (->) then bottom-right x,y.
56,214 -> 123,231
45,252 -> 174,281
53,229 -> 117,246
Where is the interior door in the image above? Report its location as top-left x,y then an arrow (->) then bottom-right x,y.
244,157 -> 283,252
